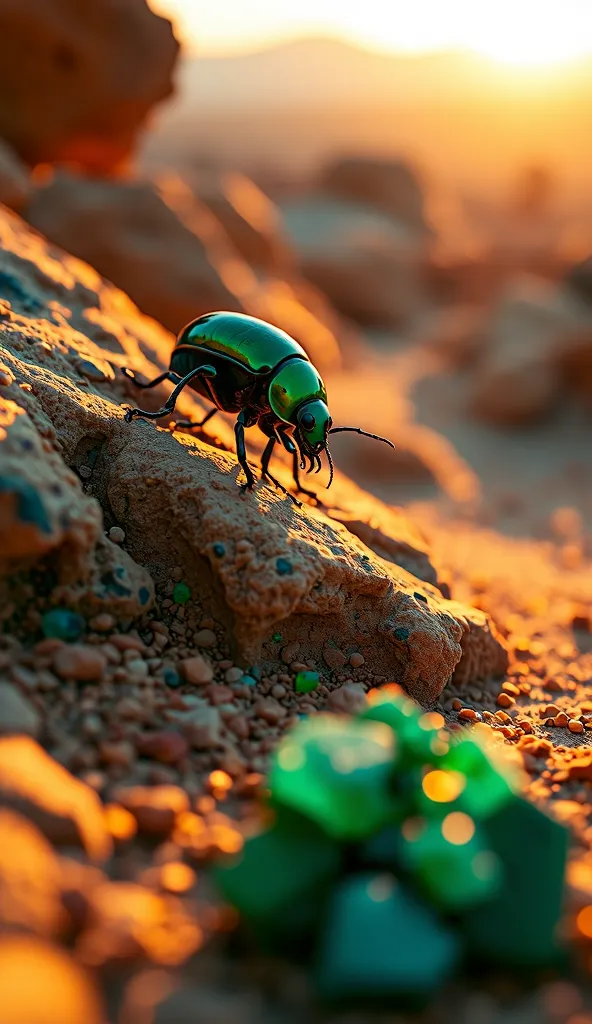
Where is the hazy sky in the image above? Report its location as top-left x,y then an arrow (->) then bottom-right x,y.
153,0 -> 592,65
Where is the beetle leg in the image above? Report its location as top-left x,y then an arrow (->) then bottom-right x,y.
121,368 -> 180,389
173,407 -> 218,432
277,427 -> 318,502
235,409 -> 257,492
260,436 -> 301,507
123,365 -> 217,423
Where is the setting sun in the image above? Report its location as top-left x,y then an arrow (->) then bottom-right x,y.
153,0 -> 592,67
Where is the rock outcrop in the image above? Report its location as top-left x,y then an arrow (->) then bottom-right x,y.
0,0 -> 179,172
0,203 -> 507,701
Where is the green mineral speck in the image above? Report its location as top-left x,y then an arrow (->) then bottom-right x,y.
295,671 -> 320,694
272,632 -> 282,643
172,582 -> 191,605
41,608 -> 85,642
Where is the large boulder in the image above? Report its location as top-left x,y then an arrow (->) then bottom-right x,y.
0,203 -> 507,702
319,156 -> 429,233
0,0 -> 179,172
280,196 -> 429,327
26,172 -> 344,373
468,275 -> 592,425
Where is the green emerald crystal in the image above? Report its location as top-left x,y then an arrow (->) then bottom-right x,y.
437,739 -> 515,820
361,695 -> 447,765
172,581 -> 191,605
295,671 -> 320,694
462,795 -> 569,967
270,715 -> 398,841
398,817 -> 501,911
316,873 -> 460,1003
214,805 -> 340,931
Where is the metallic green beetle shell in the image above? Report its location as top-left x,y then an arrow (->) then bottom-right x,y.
181,311 -> 308,374
268,360 -> 328,424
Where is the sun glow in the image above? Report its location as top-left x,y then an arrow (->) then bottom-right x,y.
154,0 -> 592,69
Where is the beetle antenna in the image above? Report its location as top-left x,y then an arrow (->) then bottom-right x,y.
329,426 -> 395,449
314,453 -> 323,474
326,445 -> 334,489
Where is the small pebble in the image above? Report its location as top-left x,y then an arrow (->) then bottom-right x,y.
458,708 -> 480,722
240,675 -> 258,688
568,719 -> 584,733
502,681 -> 521,697
88,613 -> 116,633
541,704 -> 560,718
323,646 -> 347,671
254,699 -> 286,724
52,644 -> 106,681
195,629 -> 217,649
108,526 -> 125,544
496,693 -> 515,709
349,652 -> 365,668
136,730 -> 189,764
182,656 -> 213,685
224,667 -> 243,685
281,642 -> 300,665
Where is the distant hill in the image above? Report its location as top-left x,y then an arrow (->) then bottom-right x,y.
142,36 -> 592,197
170,36 -> 592,110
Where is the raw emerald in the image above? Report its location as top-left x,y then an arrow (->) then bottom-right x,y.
270,715 -> 398,841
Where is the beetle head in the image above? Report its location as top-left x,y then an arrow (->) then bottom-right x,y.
295,399 -> 332,456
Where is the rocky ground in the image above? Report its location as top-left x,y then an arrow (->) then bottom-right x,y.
0,195 -> 592,1023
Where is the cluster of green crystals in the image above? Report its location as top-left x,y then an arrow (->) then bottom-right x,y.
214,690 -> 569,1006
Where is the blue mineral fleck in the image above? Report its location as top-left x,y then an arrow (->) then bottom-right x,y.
276,558 -> 293,576
42,608 -> 85,642
213,543 -> 226,557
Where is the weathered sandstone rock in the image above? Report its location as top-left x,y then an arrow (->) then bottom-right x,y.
0,0 -> 179,172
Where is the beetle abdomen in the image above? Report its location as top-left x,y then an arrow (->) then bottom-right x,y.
176,311 -> 308,374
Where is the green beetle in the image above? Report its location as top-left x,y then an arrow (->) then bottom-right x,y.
121,311 -> 394,502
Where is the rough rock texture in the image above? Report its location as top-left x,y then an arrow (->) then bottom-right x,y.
0,736 -> 112,861
0,203 -> 507,701
0,0 -> 179,172
468,275 -> 592,425
281,196 -> 429,327
0,397 -> 154,619
25,172 -> 345,373
319,156 -> 430,233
